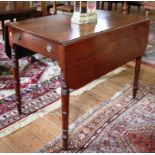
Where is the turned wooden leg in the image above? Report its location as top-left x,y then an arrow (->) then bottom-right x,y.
133,56 -> 142,99
61,74 -> 69,150
11,47 -> 22,114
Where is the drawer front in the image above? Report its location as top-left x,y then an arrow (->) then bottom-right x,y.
10,28 -> 60,61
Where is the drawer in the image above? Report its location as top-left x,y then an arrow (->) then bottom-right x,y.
10,28 -> 60,61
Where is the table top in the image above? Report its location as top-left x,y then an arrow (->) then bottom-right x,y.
7,10 -> 149,45
0,1 -> 36,15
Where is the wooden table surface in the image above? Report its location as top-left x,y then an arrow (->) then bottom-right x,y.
6,10 -> 150,150
7,10 -> 149,45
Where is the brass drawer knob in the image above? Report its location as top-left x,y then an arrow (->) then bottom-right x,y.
47,44 -> 53,53
15,34 -> 21,40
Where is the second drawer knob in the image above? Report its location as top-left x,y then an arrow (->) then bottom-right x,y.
47,44 -> 53,53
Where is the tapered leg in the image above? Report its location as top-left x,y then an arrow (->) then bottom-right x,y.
133,56 -> 142,99
11,47 -> 22,114
61,74 -> 69,150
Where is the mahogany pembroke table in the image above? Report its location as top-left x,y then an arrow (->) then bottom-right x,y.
6,10 -> 150,150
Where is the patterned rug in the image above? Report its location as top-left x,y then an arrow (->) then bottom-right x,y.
38,84 -> 155,153
0,40 -> 125,138
142,21 -> 155,67
0,41 -> 62,138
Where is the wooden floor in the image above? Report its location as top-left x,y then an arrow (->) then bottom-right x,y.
1,3 -> 155,153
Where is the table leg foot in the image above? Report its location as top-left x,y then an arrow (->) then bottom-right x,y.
62,130 -> 68,150
61,74 -> 69,151
133,56 -> 141,99
11,46 -> 22,115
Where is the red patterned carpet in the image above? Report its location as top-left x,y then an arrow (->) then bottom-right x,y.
38,84 -> 155,153
0,42 -> 62,137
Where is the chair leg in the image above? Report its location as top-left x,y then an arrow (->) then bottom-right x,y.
96,1 -> 100,9
128,4 -> 131,14
11,46 -> 22,114
115,3 -> 117,11
108,2 -> 112,11
137,6 -> 141,16
101,2 -> 104,10
133,56 -> 142,99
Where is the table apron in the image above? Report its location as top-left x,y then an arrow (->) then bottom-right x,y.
9,27 -> 60,61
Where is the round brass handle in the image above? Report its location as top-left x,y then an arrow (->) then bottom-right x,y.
15,34 -> 21,40
47,44 -> 53,53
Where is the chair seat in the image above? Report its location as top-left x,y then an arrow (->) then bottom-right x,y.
57,4 -> 74,13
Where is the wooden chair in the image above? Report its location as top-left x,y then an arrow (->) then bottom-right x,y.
0,1 -> 37,40
47,1 -> 74,15
1,1 -> 51,62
